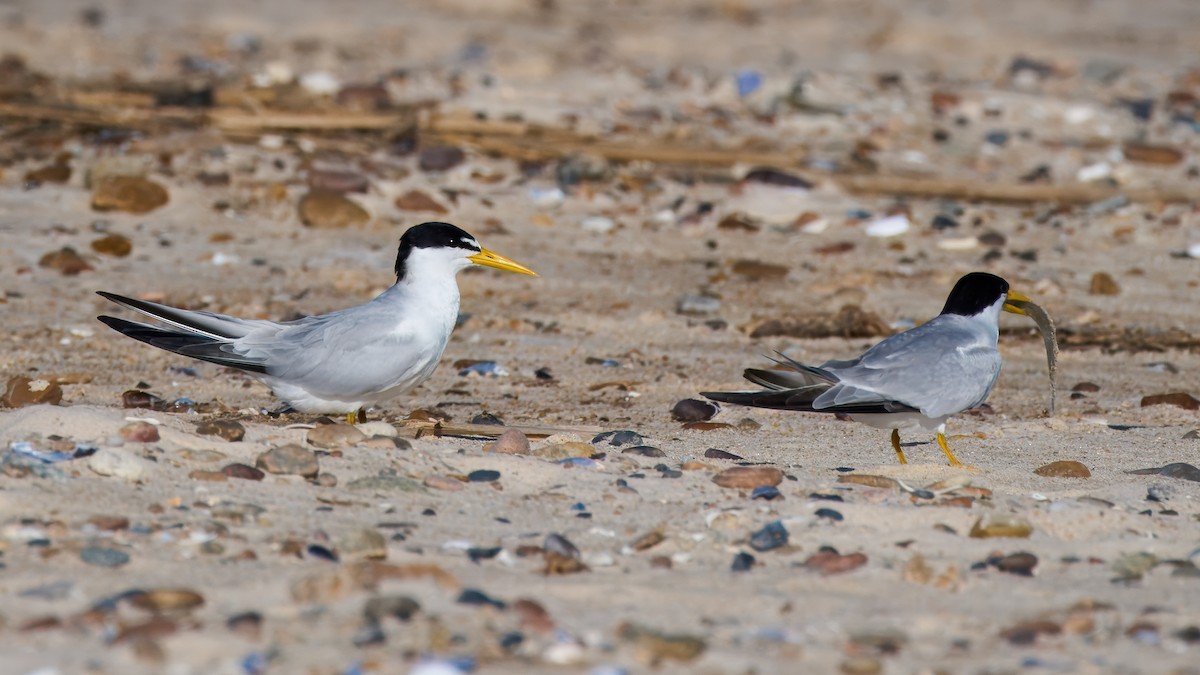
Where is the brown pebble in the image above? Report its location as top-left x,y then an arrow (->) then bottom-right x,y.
90,233 -> 133,257
681,421 -> 733,431
1072,382 -> 1101,393
307,423 -> 367,448
122,389 -> 166,410
650,555 -> 672,569
1034,460 -> 1091,478
543,551 -> 589,575
840,656 -> 883,675
312,473 -> 338,487
1141,392 -> 1200,411
189,469 -> 228,482
1000,619 -> 1061,645
837,474 -> 900,489
731,259 -> 789,280
423,475 -> 465,491
804,551 -> 868,575
119,421 -> 160,443
307,169 -> 370,194
2,376 -> 64,407
129,589 -> 206,614
394,189 -> 449,214
221,463 -> 265,481
25,162 -> 71,184
532,441 -> 594,460
298,189 -> 370,229
87,515 -> 130,531
680,460 -> 716,471
195,419 -> 245,442
484,428 -> 530,455
704,448 -> 743,460
712,466 -> 784,489
748,305 -> 890,339
617,621 -> 706,665
629,530 -> 665,551
38,247 -> 92,276
512,599 -> 555,634
995,552 -> 1038,576
1122,142 -> 1184,165
256,444 -> 320,478
1089,272 -> 1120,295
92,176 -> 169,214
671,398 -> 719,422
418,145 -> 466,171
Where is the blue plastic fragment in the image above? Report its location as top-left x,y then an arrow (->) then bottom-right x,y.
10,441 -> 98,463
457,361 -> 508,377
558,458 -> 601,469
241,651 -> 269,675
750,485 -> 781,501
735,69 -> 762,97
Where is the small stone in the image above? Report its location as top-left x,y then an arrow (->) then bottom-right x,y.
731,552 -> 756,572
840,656 -> 884,675
617,621 -> 707,665
704,448 -> 743,460
227,611 -> 263,640
313,473 -> 338,487
457,588 -> 506,609
815,508 -> 844,522
712,466 -> 784,489
307,169 -> 369,194
969,515 -> 1033,538
676,294 -> 721,316
338,528 -> 387,561
423,474 -> 465,491
468,469 -> 500,483
532,442 -> 594,460
81,546 -> 130,567
188,469 -> 227,482
470,412 -> 505,426
1034,460 -> 1091,478
25,162 -> 71,184
129,589 -> 205,613
119,421 -> 160,443
178,448 -> 226,463
91,176 -> 169,214
1140,393 -> 1200,411
122,389 -> 166,410
671,399 -> 719,422
347,472 -> 425,492
731,259 -> 788,280
87,515 -> 130,531
484,429 -> 530,455
307,424 -> 367,448
298,189 -> 370,229
864,214 -> 910,237
195,419 -> 246,442
418,146 -> 466,172
803,550 -> 868,575
38,246 -> 93,276
629,530 -> 665,552
256,444 -> 319,478
749,521 -> 788,552
1072,382 -> 1101,393
90,234 -> 133,257
2,376 -> 64,407
622,445 -> 665,457
592,430 -> 645,447
994,552 -> 1038,576
1122,142 -> 1184,165
355,421 -> 398,437
221,463 -> 265,481
394,189 -> 449,214
364,595 -> 420,623
88,448 -> 148,481
751,485 -> 781,500
1089,272 -> 1120,296
1000,619 -> 1061,645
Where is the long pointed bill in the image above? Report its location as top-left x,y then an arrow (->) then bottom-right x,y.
1003,290 -> 1031,315
468,248 -> 538,276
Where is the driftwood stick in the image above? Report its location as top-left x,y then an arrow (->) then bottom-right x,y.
404,419 -> 606,440
836,174 -> 1197,205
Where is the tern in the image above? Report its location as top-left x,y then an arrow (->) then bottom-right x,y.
97,221 -> 537,424
702,272 -> 1030,466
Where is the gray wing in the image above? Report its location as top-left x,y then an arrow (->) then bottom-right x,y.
815,315 -> 1001,417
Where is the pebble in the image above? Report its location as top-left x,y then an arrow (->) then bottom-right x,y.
25,161 -> 71,184
484,429 -> 530,455
1072,382 -> 1101,393
419,146 -> 466,172
704,448 -> 743,460
840,656 -> 884,675
675,294 -> 721,316
468,469 -> 500,483
993,552 -> 1038,576
592,430 -> 645,447
338,528 -> 387,561
256,444 -> 319,478
1089,272 -> 1121,296
731,552 -> 756,572
90,233 -> 133,257
307,424 -> 367,448
751,485 -> 782,500
470,412 -> 504,426
119,421 -> 159,443
178,448 -> 226,463
91,176 -> 169,214
355,421 -> 398,438
742,167 -> 810,189
81,546 -> 130,567
122,389 -> 166,410
307,169 -> 369,194
671,398 -> 719,422
629,530 -> 665,552
88,515 -> 130,531
87,448 -> 148,481
581,216 -> 615,233
37,247 -> 93,276
712,466 -> 784,489
1034,460 -> 1091,478
556,152 -> 611,187
298,189 -> 370,229
622,445 -> 665,457
1,376 -> 63,408
196,419 -> 246,442
1128,463 -> 1200,482
458,588 -> 506,610
348,472 -> 425,492
864,214 -> 910,237
423,474 -> 465,491
814,508 -> 844,522
221,463 -> 265,481
803,549 -> 868,575
129,589 -> 206,613
969,515 -> 1033,538
364,595 -> 420,623
749,521 -> 789,552
533,442 -> 594,460
188,469 -> 227,482
617,621 -> 707,664
1140,393 -> 1199,410
394,189 -> 449,214
731,259 -> 789,280
1123,142 -> 1184,165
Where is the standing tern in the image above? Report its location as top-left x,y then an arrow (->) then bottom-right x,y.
97,221 -> 537,423
702,272 -> 1030,466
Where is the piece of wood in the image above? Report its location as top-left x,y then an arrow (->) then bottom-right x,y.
404,419 -> 606,439
835,174 -> 1197,205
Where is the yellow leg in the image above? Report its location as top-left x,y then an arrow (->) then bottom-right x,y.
891,429 -> 908,464
346,411 -> 358,425
936,431 -> 963,467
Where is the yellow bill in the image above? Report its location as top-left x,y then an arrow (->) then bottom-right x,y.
469,248 -> 538,276
1002,290 -> 1031,315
